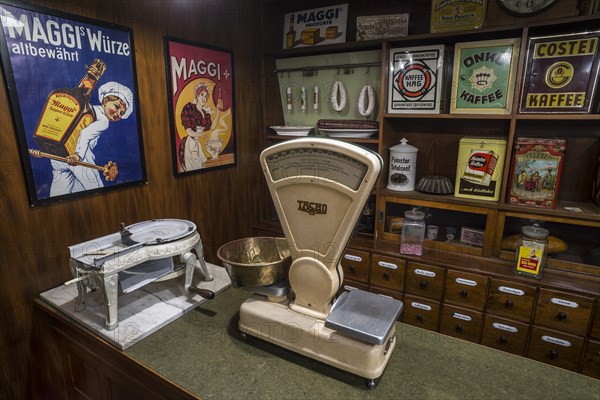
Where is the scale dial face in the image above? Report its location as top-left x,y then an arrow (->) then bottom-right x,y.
265,148 -> 368,191
498,0 -> 558,16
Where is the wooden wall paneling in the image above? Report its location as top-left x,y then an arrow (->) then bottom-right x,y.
0,1 -> 267,399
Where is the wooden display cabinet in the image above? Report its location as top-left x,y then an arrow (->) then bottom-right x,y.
258,12 -> 600,378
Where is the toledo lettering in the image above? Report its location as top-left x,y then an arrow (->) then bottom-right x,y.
297,200 -> 327,216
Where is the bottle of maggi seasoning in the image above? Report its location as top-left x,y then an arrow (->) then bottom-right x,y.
514,225 -> 549,279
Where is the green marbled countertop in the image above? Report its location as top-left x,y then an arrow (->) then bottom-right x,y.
127,287 -> 600,400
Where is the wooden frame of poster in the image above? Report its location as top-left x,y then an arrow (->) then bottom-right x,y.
518,30 -> 600,114
163,36 -> 236,177
450,38 -> 520,114
0,0 -> 147,206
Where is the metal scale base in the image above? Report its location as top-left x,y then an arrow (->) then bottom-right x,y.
239,294 -> 397,382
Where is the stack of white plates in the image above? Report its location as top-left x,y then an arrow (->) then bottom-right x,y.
270,126 -> 313,136
318,128 -> 378,138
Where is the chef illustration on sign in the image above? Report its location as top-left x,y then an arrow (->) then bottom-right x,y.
31,82 -> 133,196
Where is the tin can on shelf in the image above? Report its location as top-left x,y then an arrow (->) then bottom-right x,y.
514,225 -> 549,279
388,138 -> 418,191
454,137 -> 507,201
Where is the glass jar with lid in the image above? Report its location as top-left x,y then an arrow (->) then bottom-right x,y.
400,209 -> 426,256
514,224 -> 549,279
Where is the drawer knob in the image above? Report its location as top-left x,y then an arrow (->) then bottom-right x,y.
460,289 -> 468,298
416,313 -> 423,322
420,280 -> 428,289
550,349 -> 559,359
499,335 -> 507,345
349,265 -> 356,272
505,300 -> 514,308
558,312 -> 567,321
455,324 -> 463,333
383,271 -> 390,280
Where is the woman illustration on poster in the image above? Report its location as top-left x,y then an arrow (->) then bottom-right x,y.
179,82 -> 221,171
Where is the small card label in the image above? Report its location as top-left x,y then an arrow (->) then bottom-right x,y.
414,268 -> 436,277
542,335 -> 572,347
456,278 -> 477,286
344,254 -> 362,262
492,322 -> 518,333
498,286 -> 525,296
411,302 -> 432,311
551,298 -> 579,308
378,261 -> 398,270
452,312 -> 472,321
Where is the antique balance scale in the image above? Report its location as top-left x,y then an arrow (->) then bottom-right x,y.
228,138 -> 403,389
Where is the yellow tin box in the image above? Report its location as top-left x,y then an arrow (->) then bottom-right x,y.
454,137 -> 507,201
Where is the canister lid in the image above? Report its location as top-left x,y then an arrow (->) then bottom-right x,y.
404,209 -> 425,221
390,138 -> 418,153
522,225 -> 549,239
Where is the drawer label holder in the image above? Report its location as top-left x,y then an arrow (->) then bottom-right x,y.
414,268 -> 436,277
452,312 -> 472,321
542,335 -> 572,347
411,302 -> 432,311
456,278 -> 477,286
378,261 -> 399,270
492,322 -> 518,333
550,298 -> 579,308
498,286 -> 524,296
344,254 -> 362,262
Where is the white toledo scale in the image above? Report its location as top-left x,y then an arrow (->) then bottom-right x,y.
239,138 -> 403,389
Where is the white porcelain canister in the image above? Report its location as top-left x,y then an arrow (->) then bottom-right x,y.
387,138 -> 418,191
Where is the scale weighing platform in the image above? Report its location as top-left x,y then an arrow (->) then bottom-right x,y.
238,138 -> 403,389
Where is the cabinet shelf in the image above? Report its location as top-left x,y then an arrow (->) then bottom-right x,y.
266,134 -> 379,144
500,201 -> 600,225
515,114 -> 600,121
382,113 -> 512,120
379,189 -> 500,210
381,189 -> 600,225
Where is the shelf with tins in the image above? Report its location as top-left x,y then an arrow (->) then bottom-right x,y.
375,14 -> 600,276
260,14 -> 600,279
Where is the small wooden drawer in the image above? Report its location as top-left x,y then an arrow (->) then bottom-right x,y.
534,289 -> 594,337
370,255 -> 406,291
486,279 -> 536,323
590,303 -> 600,341
403,294 -> 441,332
440,304 -> 483,343
444,270 -> 489,311
481,315 -> 529,356
581,340 -> 600,379
340,249 -> 370,284
527,326 -> 584,372
405,262 -> 445,300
